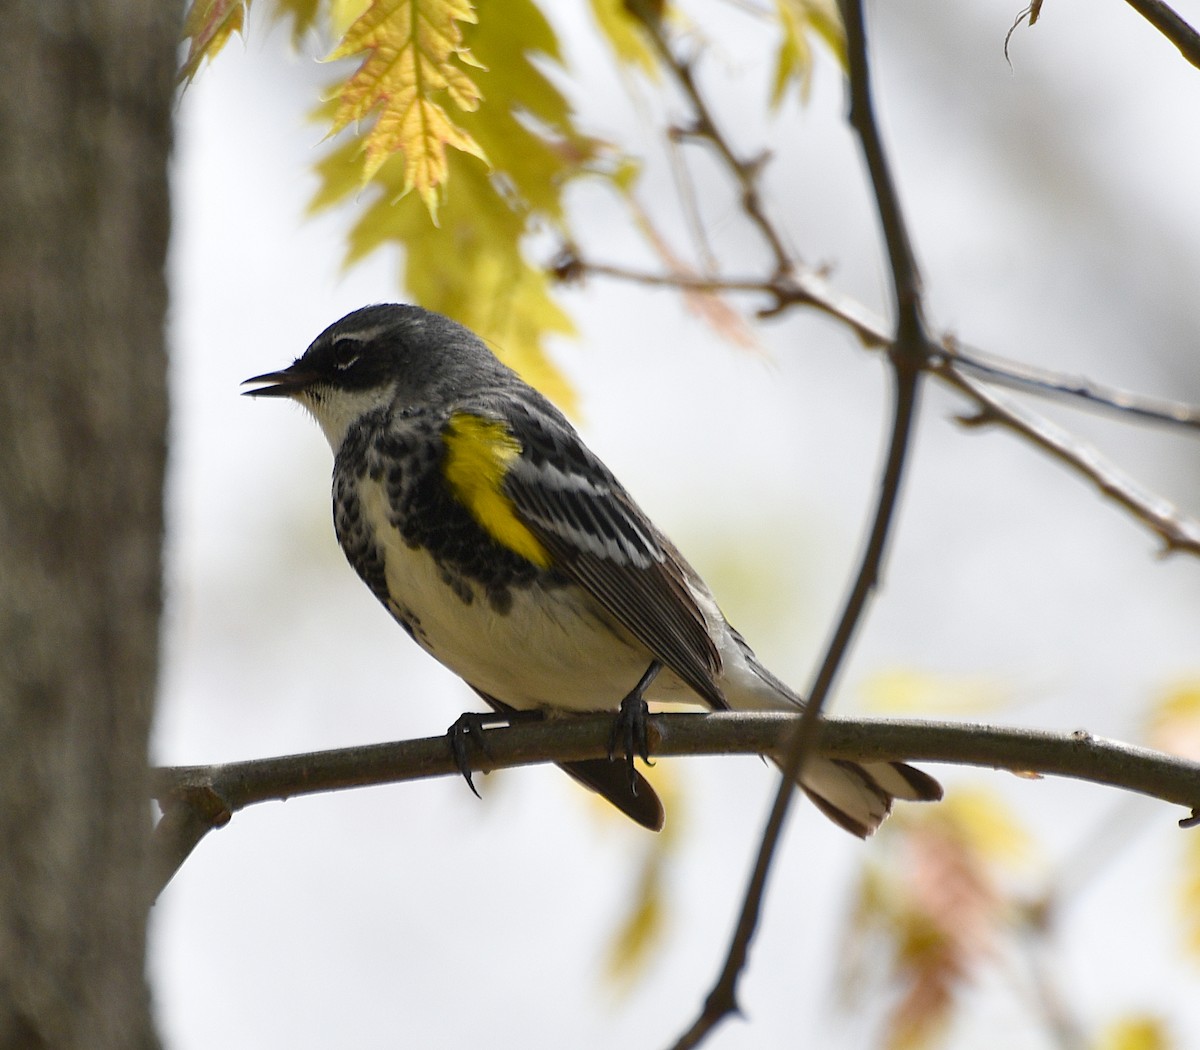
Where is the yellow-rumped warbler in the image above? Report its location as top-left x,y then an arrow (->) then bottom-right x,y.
245,304 -> 941,835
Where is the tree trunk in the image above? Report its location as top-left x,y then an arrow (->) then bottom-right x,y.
0,3 -> 174,1046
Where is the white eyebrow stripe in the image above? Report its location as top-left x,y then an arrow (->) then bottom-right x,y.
329,324 -> 389,343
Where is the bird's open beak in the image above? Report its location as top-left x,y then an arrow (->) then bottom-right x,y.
241,366 -> 319,398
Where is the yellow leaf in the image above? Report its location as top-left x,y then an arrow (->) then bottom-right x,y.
588,0 -> 662,76
771,0 -> 845,108
330,0 -> 371,37
861,668 -> 1011,716
272,0 -> 323,43
313,137 -> 578,411
933,789 -> 1032,867
326,0 -> 489,214
178,0 -> 246,85
1097,1015 -> 1172,1050
1179,831 -> 1200,959
311,0 -> 631,413
1147,680 -> 1200,761
605,855 -> 667,983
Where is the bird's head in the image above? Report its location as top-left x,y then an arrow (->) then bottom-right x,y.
243,304 -> 500,451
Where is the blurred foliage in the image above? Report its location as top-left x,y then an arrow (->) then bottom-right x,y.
860,667 -> 1014,716
1143,681 -> 1200,963
1097,1015 -> 1173,1050
772,0 -> 845,106
178,0 -> 245,84
602,762 -> 684,987
1147,680 -> 1200,762
841,790 -> 1031,1049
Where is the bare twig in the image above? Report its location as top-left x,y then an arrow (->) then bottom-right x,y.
558,250 -> 1200,553
560,252 -> 1200,432
552,5 -> 1200,1046
935,363 -> 1200,555
944,339 -> 1200,431
1121,0 -> 1200,70
670,2 -> 935,1043
151,712 -> 1200,900
626,2 -> 793,277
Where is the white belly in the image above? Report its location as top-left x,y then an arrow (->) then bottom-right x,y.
360,481 -> 700,712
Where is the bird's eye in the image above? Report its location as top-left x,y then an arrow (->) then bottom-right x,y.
330,336 -> 362,371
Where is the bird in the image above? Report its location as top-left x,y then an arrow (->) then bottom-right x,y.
244,303 -> 941,835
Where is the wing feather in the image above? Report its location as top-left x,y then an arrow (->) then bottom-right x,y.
493,397 -> 726,709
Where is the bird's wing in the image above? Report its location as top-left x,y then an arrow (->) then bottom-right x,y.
496,397 -> 727,709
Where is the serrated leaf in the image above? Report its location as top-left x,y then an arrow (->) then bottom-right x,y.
178,0 -> 247,85
312,135 -> 579,411
326,0 -> 489,214
330,0 -> 371,37
771,0 -> 845,108
311,0 -> 632,412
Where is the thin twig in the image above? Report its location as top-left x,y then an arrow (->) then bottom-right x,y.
1121,0 -> 1200,70
151,712 -> 1200,900
626,1 -> 793,276
670,1 -> 934,1043
560,250 -> 1200,551
562,254 -> 1200,433
935,362 -> 1200,555
945,339 -> 1200,431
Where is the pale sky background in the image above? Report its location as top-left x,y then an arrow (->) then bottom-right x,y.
153,1 -> 1200,1047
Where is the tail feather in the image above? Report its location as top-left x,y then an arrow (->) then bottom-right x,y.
787,754 -> 944,839
560,758 -> 665,831
862,758 -> 944,803
728,642 -> 943,837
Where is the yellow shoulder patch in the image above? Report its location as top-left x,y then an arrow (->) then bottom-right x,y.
441,413 -> 552,568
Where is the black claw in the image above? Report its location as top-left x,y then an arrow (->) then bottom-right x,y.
608,661 -> 662,790
446,710 -> 510,799
447,706 -> 546,799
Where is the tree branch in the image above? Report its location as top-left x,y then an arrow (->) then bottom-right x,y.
944,339 -> 1200,432
559,254 -> 1200,434
150,713 -> 1200,900
557,248 -> 1200,557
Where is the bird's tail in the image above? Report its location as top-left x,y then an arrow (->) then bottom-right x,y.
729,645 -> 943,838
786,752 -> 942,838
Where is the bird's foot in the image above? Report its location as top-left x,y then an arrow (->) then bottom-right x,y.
608,661 -> 661,790
446,708 -> 542,799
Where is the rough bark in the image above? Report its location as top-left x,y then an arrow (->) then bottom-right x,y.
0,3 -> 174,1046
